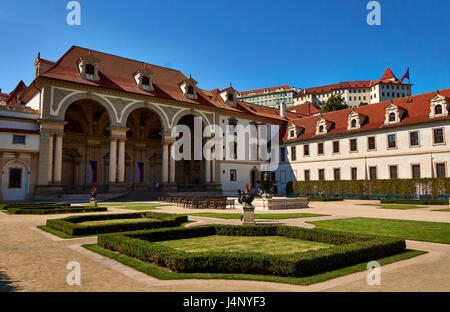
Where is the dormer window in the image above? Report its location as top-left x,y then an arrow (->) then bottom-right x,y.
134,67 -> 154,91
179,75 -> 198,99
347,110 -> 366,130
384,102 -> 404,124
78,52 -> 100,81
316,117 -> 333,135
429,93 -> 449,118
220,83 -> 237,107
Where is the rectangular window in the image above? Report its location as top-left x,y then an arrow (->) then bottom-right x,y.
304,170 -> 310,181
85,63 -> 95,75
290,146 -> 296,161
433,128 -> 444,144
280,147 -> 286,162
351,167 -> 358,180
412,165 -> 421,179
142,76 -> 150,86
368,136 -> 376,150
333,141 -> 340,153
318,142 -> 324,155
333,168 -> 341,180
12,135 -> 26,144
436,163 -> 446,177
389,165 -> 398,179
303,144 -> 309,156
387,134 -> 397,148
410,131 -> 419,146
318,169 -> 325,181
8,168 -> 21,188
369,166 -> 377,180
230,169 -> 237,182
350,138 -> 357,152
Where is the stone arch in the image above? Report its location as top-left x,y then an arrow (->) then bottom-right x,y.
171,109 -> 212,129
120,102 -> 169,131
56,92 -> 118,125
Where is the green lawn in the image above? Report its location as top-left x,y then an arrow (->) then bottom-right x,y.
155,235 -> 333,255
309,217 -> 450,244
188,212 -> 327,220
359,204 -> 426,210
84,244 -> 425,285
77,217 -> 158,226
433,208 -> 450,212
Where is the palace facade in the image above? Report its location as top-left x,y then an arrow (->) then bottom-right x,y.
0,46 -> 448,202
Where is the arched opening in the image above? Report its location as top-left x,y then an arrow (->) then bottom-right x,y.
175,114 -> 207,191
62,99 -> 111,192
1,161 -> 29,201
389,112 -> 396,122
126,108 -> 163,190
435,104 -> 443,115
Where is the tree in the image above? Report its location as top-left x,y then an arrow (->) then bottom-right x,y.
323,95 -> 348,112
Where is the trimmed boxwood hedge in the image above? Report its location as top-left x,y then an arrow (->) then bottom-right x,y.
308,197 -> 343,202
0,202 -> 70,210
97,224 -> 406,278
286,178 -> 450,198
46,211 -> 188,235
380,199 -> 449,205
8,206 -> 107,215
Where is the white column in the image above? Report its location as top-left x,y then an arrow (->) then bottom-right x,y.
169,144 -> 176,183
162,143 -> 169,183
48,134 -> 54,183
53,134 -> 63,183
109,139 -> 117,183
117,139 -> 125,183
205,148 -> 211,183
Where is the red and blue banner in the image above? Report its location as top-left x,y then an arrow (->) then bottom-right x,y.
400,67 -> 410,83
136,162 -> 144,183
88,160 -> 98,184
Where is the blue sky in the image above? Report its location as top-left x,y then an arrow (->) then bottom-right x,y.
0,0 -> 449,95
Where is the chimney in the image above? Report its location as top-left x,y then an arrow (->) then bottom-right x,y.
280,102 -> 286,118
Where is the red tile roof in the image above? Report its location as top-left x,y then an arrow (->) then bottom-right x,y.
297,81 -> 371,95
286,103 -> 321,116
35,46 -> 290,122
379,67 -> 397,81
239,85 -> 292,96
282,89 -> 450,142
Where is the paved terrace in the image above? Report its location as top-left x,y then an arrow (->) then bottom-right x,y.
0,200 -> 449,292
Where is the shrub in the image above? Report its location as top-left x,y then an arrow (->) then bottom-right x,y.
288,178 -> 450,198
8,206 -> 107,215
46,211 -> 188,235
97,224 -> 406,277
380,199 -> 449,205
308,197 -> 343,201
1,202 -> 70,210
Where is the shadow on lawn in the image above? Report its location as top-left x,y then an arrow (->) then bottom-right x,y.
0,269 -> 20,292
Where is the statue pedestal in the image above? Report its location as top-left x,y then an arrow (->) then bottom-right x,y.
242,204 -> 256,225
90,198 -> 98,207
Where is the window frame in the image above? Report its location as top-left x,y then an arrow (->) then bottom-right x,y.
389,165 -> 398,179
230,169 -> 237,182
436,163 -> 447,178
367,136 -> 376,151
304,169 -> 310,181
409,130 -> 420,147
433,128 -> 445,145
318,169 -> 325,181
303,144 -> 310,157
332,140 -> 340,154
387,133 -> 397,149
411,164 -> 421,179
12,135 -> 26,145
8,167 -> 22,189
351,167 -> 358,180
317,142 -> 324,155
369,166 -> 377,180
333,168 -> 341,181
349,138 -> 358,153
